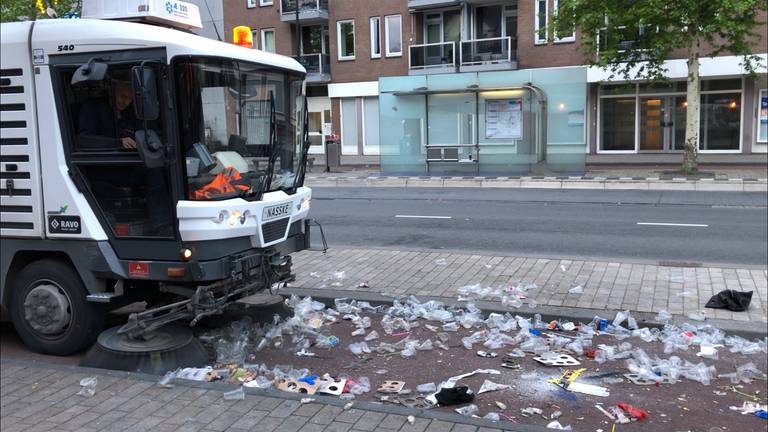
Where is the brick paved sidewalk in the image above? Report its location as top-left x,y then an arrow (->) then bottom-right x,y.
290,248 -> 768,326
0,361 -> 519,432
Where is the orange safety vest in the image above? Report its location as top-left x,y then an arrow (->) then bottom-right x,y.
191,166 -> 250,200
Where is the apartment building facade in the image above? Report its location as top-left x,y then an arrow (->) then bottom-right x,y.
224,0 -> 768,175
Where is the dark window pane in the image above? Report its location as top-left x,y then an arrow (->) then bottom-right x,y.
600,97 -> 635,150
700,92 -> 740,150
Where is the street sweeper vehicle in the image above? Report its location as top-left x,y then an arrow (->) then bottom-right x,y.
0,0 -> 316,359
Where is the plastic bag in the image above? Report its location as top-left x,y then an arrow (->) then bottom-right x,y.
417,382 -> 437,393
478,380 -> 509,394
348,342 -> 371,355
442,322 -> 460,332
243,376 -> 273,389
483,412 -> 500,422
455,404 -> 478,416
568,285 -> 583,294
349,377 -> 370,395
364,330 -> 379,341
77,377 -> 97,397
656,309 -> 672,322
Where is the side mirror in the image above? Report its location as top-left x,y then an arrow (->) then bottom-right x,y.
131,66 -> 160,121
71,59 -> 108,85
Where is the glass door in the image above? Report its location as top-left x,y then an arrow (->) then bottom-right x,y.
640,96 -> 685,152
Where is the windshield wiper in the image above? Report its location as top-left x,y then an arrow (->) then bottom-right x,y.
253,90 -> 278,201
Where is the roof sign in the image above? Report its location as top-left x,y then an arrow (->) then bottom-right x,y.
82,0 -> 203,30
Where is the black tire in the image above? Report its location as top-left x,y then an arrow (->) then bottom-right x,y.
9,259 -> 105,356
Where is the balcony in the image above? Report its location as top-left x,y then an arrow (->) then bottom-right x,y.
408,0 -> 459,9
408,42 -> 457,75
280,0 -> 328,24
295,53 -> 330,83
459,36 -> 517,72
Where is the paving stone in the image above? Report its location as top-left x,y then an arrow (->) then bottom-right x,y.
351,411 -> 386,431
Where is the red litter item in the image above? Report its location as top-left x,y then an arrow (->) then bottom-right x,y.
585,348 -> 597,359
617,402 -> 648,421
343,379 -> 357,393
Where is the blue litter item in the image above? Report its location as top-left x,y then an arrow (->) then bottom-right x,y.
754,410 -> 768,419
528,328 -> 542,336
298,374 -> 318,385
598,319 -> 609,331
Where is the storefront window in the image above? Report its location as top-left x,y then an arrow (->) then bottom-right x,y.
699,93 -> 741,150
758,89 -> 768,143
600,97 -> 635,151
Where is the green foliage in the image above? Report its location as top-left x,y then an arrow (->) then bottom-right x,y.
553,0 -> 767,81
1,0 -> 80,23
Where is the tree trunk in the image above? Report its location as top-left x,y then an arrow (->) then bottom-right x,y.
683,38 -> 701,175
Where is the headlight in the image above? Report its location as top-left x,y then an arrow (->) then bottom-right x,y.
299,197 -> 311,211
228,210 -> 241,226
213,210 -> 229,224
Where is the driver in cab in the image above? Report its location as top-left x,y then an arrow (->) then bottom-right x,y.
78,80 -> 137,150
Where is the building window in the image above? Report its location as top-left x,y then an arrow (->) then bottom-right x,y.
370,17 -> 381,58
600,97 -> 636,151
340,98 -> 359,154
251,29 -> 259,48
758,89 -> 768,143
261,28 -> 275,52
260,0 -> 273,5
552,0 -> 575,42
534,0 -> 547,45
337,20 -> 355,60
247,0 -> 256,8
598,80 -> 744,153
385,15 -> 402,57
363,97 -> 380,155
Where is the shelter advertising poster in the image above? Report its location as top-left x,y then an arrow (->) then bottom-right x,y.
485,99 -> 522,139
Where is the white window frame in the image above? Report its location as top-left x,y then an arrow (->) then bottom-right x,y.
260,28 -> 276,52
552,0 -> 575,43
596,80 -> 745,154
370,17 -> 381,58
259,0 -> 273,6
246,0 -> 256,8
384,14 -> 403,57
251,29 -> 259,49
758,88 -> 768,144
337,20 -> 356,61
534,0 -> 548,45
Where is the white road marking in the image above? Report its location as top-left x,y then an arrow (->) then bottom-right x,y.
395,215 -> 452,219
637,222 -> 709,227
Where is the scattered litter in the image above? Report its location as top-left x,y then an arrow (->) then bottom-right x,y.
407,415 -> 415,424
483,412 -> 500,421
434,386 -> 475,406
417,382 -> 437,393
434,258 -> 448,265
534,353 -> 581,367
706,289 -> 753,312
521,407 -> 543,416
357,282 -> 370,288
223,386 -> 245,401
568,286 -> 583,295
688,311 -> 707,321
476,350 -> 498,358
316,376 -> 347,396
77,377 -> 97,397
729,401 -> 768,415
617,402 -> 648,421
300,398 -> 315,404
295,349 -> 317,357
343,401 -> 354,410
656,309 -> 673,322
495,401 -> 507,410
157,370 -> 177,388
443,369 -> 501,389
455,404 -> 478,416
377,381 -> 405,394
478,380 -> 509,394
546,420 -> 572,430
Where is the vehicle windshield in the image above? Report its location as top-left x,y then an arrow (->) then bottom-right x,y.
173,57 -> 306,201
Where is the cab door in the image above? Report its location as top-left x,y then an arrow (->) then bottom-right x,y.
49,49 -> 184,261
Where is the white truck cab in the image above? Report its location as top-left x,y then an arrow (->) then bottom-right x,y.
0,0 -> 314,355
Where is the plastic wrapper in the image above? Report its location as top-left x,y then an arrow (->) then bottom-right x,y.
364,330 -> 379,341
483,412 -> 500,422
632,328 -> 655,342
417,382 -> 437,393
719,362 -> 767,384
546,421 -> 572,430
455,404 -> 479,416
351,328 -> 366,336
485,313 -> 517,332
478,379 -> 509,394
416,339 -> 433,351
348,342 -> 371,355
508,348 -> 526,358
680,360 -> 716,385
316,335 -> 340,349
223,386 -> 245,401
442,322 -> 460,332
77,377 -> 97,397
483,331 -> 515,349
349,377 -> 370,395
688,311 -> 706,321
656,309 -> 673,322
243,376 -> 273,389
502,296 -> 523,308
461,331 -> 488,350
401,340 -> 419,357
568,285 -> 583,294
157,370 -> 178,388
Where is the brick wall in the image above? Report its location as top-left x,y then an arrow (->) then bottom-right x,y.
223,1 -> 296,54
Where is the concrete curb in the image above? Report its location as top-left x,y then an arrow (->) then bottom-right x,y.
280,287 -> 768,339
0,360 -> 548,432
306,176 -> 768,192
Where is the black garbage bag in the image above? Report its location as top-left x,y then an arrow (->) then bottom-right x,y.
435,386 -> 475,406
705,289 -> 753,312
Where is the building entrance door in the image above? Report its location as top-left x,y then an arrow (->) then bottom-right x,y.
639,96 -> 685,152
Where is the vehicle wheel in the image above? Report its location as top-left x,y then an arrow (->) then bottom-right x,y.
9,259 -> 105,355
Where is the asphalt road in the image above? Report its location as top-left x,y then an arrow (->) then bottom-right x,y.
308,187 -> 768,267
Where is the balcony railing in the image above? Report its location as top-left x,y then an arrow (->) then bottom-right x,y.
408,41 -> 456,71
294,53 -> 330,82
459,36 -> 514,66
280,0 -> 328,15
